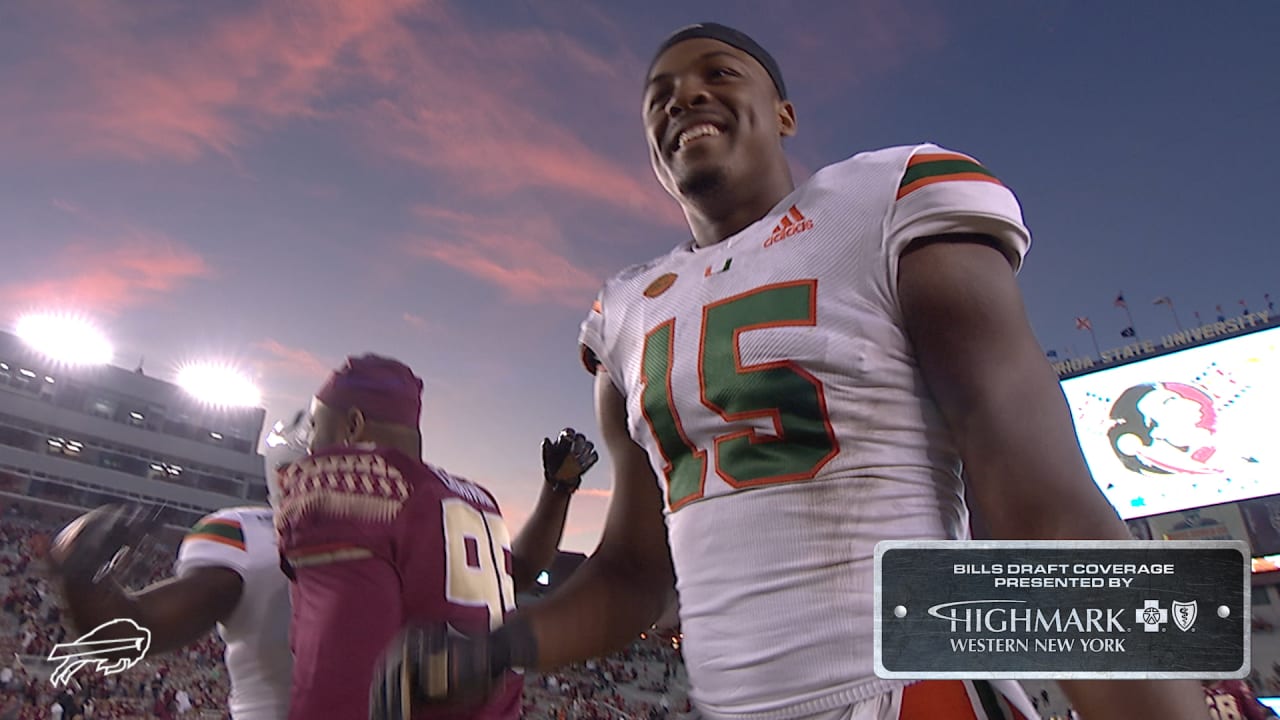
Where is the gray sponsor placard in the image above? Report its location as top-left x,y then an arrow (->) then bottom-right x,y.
874,541 -> 1249,679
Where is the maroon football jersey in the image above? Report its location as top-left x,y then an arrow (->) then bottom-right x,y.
279,446 -> 520,720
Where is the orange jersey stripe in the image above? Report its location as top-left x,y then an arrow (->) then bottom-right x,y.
200,518 -> 243,530
591,299 -> 602,314
906,151 -> 979,167
896,172 -> 1005,200
187,533 -> 246,551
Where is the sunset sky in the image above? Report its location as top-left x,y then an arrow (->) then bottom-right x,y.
2,1 -> 1276,551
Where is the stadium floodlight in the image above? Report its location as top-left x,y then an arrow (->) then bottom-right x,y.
176,362 -> 262,409
15,312 -> 113,366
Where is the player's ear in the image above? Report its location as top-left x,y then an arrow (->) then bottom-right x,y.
347,407 -> 366,442
777,100 -> 797,138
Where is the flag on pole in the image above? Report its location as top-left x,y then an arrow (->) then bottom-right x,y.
1076,317 -> 1101,358
1152,296 -> 1183,331
1240,299 -> 1250,315
1216,305 -> 1226,322
1193,311 -> 1202,324
1267,293 -> 1274,312
1114,292 -> 1139,339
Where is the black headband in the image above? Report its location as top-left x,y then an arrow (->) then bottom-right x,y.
648,22 -> 787,100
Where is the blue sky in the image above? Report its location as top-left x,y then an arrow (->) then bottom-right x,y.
1,0 -> 1276,551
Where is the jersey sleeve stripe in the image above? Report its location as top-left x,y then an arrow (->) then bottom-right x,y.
188,519 -> 246,549
197,517 -> 243,530
897,171 -> 1004,200
185,532 -> 247,551
906,151 -> 979,166
898,153 -> 1004,200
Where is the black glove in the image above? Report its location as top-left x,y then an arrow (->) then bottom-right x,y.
540,427 -> 599,495
49,504 -> 162,586
369,621 -> 537,720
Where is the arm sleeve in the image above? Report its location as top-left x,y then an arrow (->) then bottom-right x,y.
883,143 -> 1031,307
173,511 -> 251,578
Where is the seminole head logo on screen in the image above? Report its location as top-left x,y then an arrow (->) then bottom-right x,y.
1105,377 -> 1261,479
1107,382 -> 1223,476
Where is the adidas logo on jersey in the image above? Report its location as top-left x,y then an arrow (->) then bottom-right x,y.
764,205 -> 813,247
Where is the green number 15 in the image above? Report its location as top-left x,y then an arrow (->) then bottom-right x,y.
640,280 -> 839,511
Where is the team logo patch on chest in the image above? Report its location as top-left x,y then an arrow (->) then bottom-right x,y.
644,272 -> 679,298
704,258 -> 732,277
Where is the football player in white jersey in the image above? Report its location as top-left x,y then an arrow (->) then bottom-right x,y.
370,21 -> 1207,720
46,411 -> 332,718
46,411 -> 383,720
48,452 -> 301,718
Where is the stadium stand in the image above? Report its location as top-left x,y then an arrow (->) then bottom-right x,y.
0,497 -> 699,719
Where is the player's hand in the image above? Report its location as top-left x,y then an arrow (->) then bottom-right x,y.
541,427 -> 599,493
48,504 -> 161,586
369,625 -> 497,720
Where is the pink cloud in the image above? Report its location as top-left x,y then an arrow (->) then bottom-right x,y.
5,0 -> 682,227
405,206 -> 602,307
349,7 -> 682,225
2,0 -> 414,161
255,339 -> 332,380
402,312 -> 432,331
2,0 -> 680,224
500,487 -> 610,540
778,1 -> 947,103
0,232 -> 210,315
50,198 -> 86,217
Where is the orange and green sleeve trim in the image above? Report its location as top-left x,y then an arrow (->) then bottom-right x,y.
186,517 -> 246,551
897,152 -> 1004,200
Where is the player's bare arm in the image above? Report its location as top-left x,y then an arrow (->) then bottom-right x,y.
62,569 -> 242,656
50,505 -> 242,656
898,235 -> 1208,720
509,428 -> 600,592
511,374 -> 675,671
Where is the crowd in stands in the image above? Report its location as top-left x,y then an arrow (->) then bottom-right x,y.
15,498 -> 1280,719
521,635 -> 696,720
0,505 -> 231,719
0,501 -> 698,719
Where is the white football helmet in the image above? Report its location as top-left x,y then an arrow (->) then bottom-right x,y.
263,409 -> 312,509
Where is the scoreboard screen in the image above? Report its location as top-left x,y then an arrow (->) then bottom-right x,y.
1061,325 -> 1279,519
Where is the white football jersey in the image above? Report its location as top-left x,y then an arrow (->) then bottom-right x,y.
174,506 -> 291,720
580,144 -> 1030,719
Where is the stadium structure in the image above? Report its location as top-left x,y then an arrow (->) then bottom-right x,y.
0,328 -> 268,539
1023,312 -> 1280,716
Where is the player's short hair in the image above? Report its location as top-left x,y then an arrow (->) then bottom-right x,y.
648,22 -> 787,100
